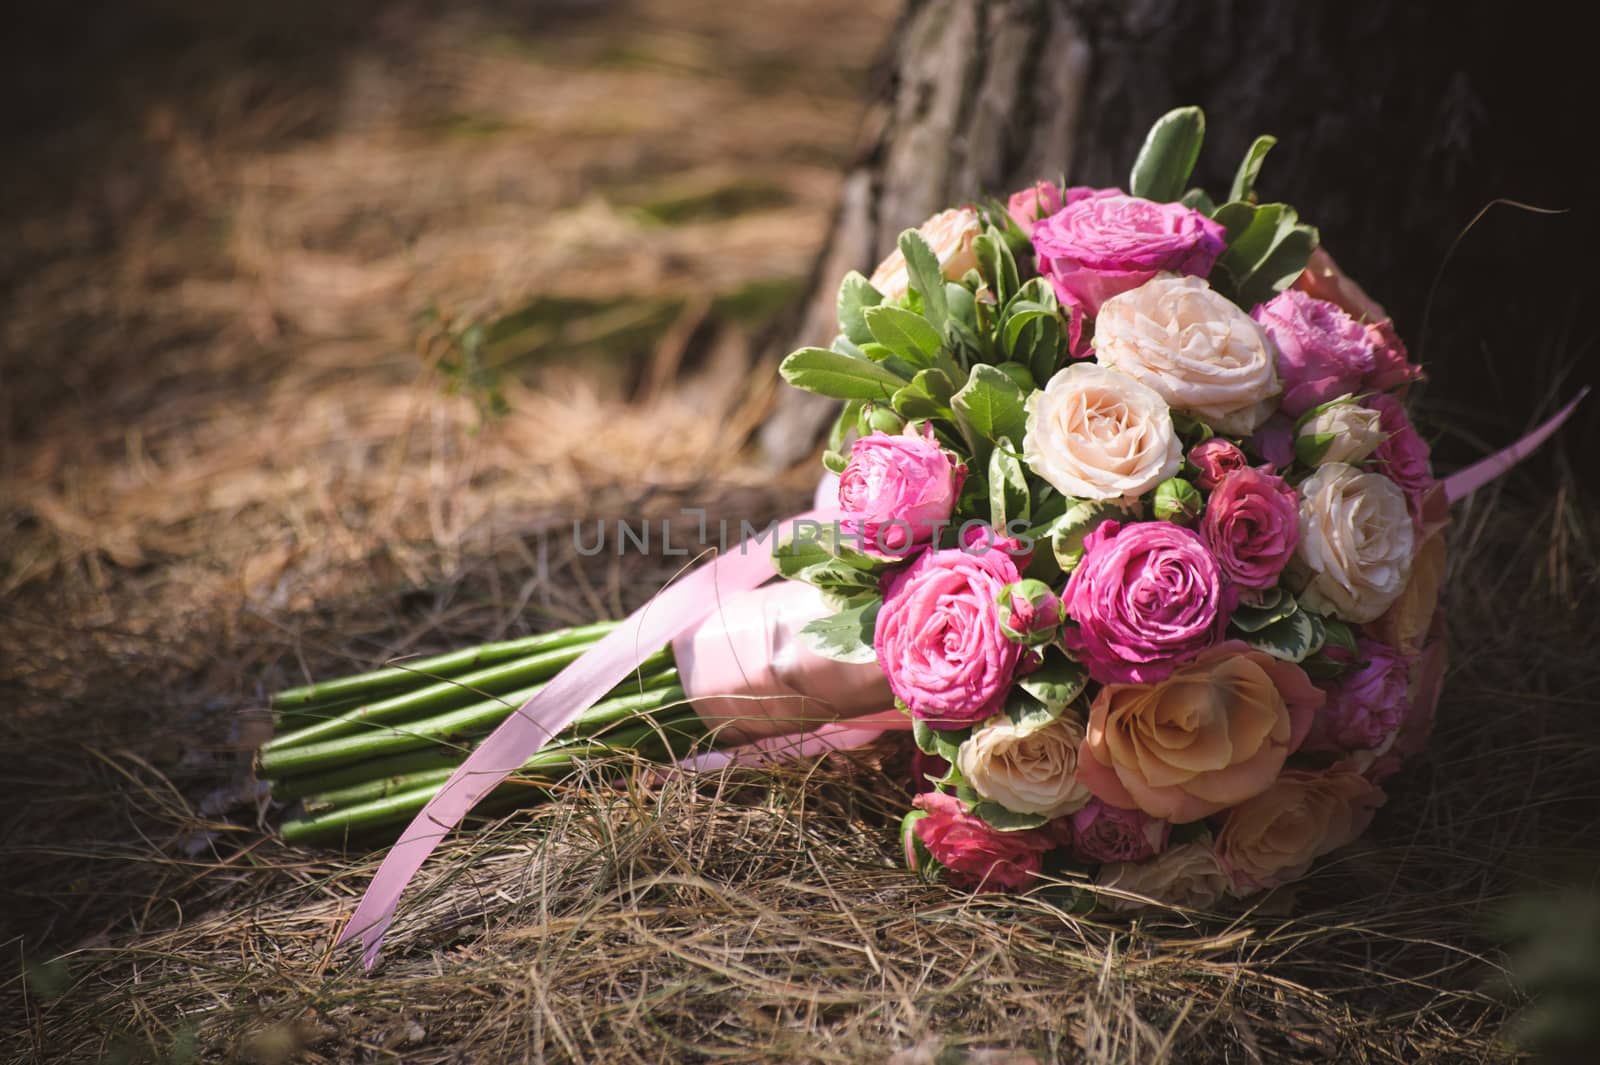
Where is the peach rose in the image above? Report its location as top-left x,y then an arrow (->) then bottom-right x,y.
1076,642 -> 1323,823
1293,246 -> 1388,323
1293,462 -> 1416,623
1367,528 -> 1447,654
1215,767 -> 1385,893
958,712 -> 1094,819
1094,274 -> 1282,435
1095,839 -> 1228,911
1022,362 -> 1182,502
869,207 -> 982,302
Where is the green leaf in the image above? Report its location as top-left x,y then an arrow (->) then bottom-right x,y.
988,438 -> 1031,529
1017,652 -> 1088,715
899,229 -> 948,330
946,282 -> 977,330
770,523 -> 883,597
912,716 -> 941,756
1229,588 -> 1300,633
1047,498 -> 1134,573
1240,605 -> 1325,663
1004,688 -> 1056,730
864,304 -> 943,368
1228,134 -> 1277,205
1211,201 -> 1320,309
1129,106 -> 1206,203
952,364 -> 1028,449
973,226 -> 1020,306
1180,187 -> 1216,213
836,271 -> 884,345
1321,617 -> 1359,657
973,801 -> 1049,832
780,346 -> 907,400
822,449 -> 848,475
826,399 -> 863,454
798,600 -> 882,665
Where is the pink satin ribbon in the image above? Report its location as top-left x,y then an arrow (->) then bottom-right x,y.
337,509 -> 850,967
1442,387 -> 1589,502
673,581 -> 893,743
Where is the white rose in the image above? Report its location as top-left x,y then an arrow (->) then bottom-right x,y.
1095,274 -> 1282,435
869,207 -> 981,302
1095,840 -> 1228,912
1293,462 -> 1416,623
957,712 -> 1093,819
1295,396 -> 1385,466
1023,363 -> 1181,502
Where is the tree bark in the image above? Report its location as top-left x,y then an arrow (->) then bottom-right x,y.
761,0 -> 1595,479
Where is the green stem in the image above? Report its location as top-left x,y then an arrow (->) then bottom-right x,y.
267,747 -> 466,801
279,712 -> 709,845
259,676 -> 683,778
269,621 -> 618,710
265,642 -> 669,753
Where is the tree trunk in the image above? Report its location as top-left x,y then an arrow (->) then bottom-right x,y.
760,0 -> 1595,480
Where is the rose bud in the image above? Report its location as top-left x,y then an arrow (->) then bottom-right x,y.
996,579 -> 1064,646
1294,394 -> 1384,466
1153,477 -> 1203,526
1186,437 -> 1247,490
865,403 -> 906,434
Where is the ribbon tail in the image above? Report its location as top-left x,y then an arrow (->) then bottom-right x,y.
1443,387 -> 1589,503
336,509 -> 832,967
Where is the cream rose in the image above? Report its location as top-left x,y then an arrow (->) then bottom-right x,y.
957,712 -> 1093,819
1296,396 -> 1385,466
1293,463 -> 1416,623
1023,363 -> 1182,502
869,207 -> 981,301
1096,840 -> 1228,911
1215,767 -> 1385,893
1095,274 -> 1282,434
1075,642 -> 1324,823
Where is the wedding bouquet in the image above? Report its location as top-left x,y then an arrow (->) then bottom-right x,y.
256,108 -> 1577,962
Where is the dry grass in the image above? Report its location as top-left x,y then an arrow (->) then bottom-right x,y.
4,2 -> 1599,1062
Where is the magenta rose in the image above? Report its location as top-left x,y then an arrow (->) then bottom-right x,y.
1364,319 -> 1424,392
838,424 -> 964,557
1031,187 -> 1226,319
1248,414 -> 1296,471
875,544 -> 1024,728
1006,181 -> 1064,237
1063,520 -> 1233,685
1364,394 -> 1436,525
1187,438 -> 1248,490
1070,800 -> 1170,864
1303,639 -> 1412,752
910,791 -> 1052,892
1252,289 -> 1377,416
1200,467 -> 1301,590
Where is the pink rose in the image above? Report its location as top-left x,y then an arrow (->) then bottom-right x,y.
1187,438 -> 1248,490
911,792 -> 1051,892
875,545 -> 1025,728
1303,639 -> 1411,752
1006,181 -> 1064,237
1252,289 -> 1377,416
1063,520 -> 1233,685
1030,187 -> 1226,319
1070,800 -> 1170,864
1200,467 -> 1301,590
838,425 -> 965,556
1364,394 -> 1436,527
1364,319 -> 1424,392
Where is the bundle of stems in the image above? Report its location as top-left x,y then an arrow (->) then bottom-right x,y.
258,623 -> 706,844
